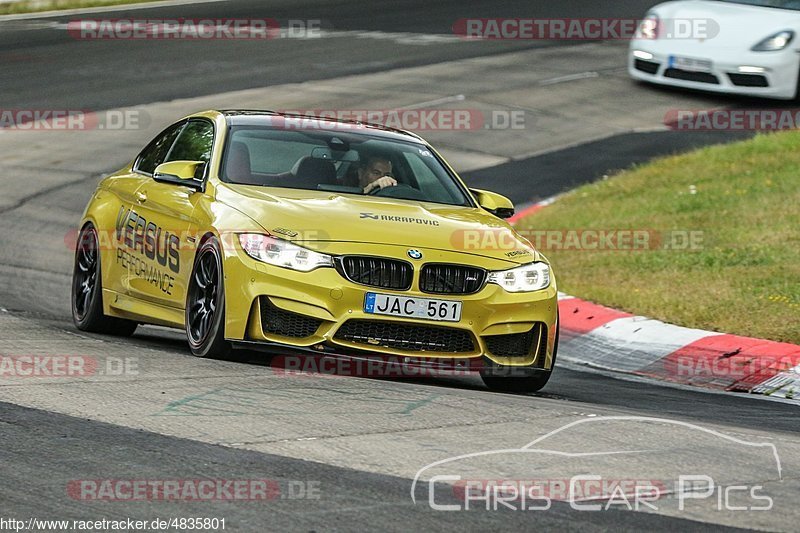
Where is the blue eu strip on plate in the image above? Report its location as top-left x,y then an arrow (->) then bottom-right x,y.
364,292 -> 376,313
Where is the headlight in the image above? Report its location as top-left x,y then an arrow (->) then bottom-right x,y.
238,233 -> 332,272
636,13 -> 659,40
488,262 -> 550,293
752,30 -> 794,51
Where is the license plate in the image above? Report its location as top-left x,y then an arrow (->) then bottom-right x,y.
364,293 -> 462,322
669,55 -> 712,73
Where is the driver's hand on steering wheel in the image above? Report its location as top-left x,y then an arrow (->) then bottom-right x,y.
364,176 -> 397,194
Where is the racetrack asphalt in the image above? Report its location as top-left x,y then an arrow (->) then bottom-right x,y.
0,0 -> 663,111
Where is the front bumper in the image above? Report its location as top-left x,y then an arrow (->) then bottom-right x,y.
628,41 -> 800,99
223,244 -> 558,370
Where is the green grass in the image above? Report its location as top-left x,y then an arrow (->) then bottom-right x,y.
517,131 -> 800,344
0,0 -> 163,15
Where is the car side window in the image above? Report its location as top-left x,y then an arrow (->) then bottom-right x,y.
135,123 -> 184,175
165,120 -> 214,164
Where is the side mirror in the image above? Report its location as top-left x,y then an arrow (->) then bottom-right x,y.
153,160 -> 205,190
470,188 -> 515,219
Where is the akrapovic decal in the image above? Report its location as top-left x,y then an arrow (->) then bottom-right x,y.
359,212 -> 440,226
114,206 -> 180,295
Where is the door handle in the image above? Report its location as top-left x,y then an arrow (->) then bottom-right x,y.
136,191 -> 147,203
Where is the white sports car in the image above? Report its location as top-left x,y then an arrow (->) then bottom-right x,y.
629,0 -> 800,99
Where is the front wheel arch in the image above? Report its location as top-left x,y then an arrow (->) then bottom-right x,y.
185,236 -> 232,359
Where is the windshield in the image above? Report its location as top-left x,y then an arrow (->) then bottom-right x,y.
713,0 -> 800,10
221,125 -> 471,206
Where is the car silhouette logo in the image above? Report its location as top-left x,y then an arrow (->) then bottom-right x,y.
407,249 -> 422,260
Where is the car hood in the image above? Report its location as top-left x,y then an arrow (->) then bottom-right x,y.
652,0 -> 800,46
216,183 -> 541,265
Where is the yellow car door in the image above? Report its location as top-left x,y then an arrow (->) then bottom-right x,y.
93,170 -> 148,298
109,121 -> 186,297
126,118 -> 214,310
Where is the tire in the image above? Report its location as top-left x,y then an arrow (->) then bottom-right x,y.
186,237 -> 231,359
71,224 -> 138,336
481,322 -> 559,394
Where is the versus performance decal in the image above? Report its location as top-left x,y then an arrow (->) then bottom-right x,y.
114,206 -> 180,295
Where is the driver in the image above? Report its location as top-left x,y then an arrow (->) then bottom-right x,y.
358,156 -> 397,194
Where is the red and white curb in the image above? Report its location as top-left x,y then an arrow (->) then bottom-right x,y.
511,198 -> 800,403
557,294 -> 800,402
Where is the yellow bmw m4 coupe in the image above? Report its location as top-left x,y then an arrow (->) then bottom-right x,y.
72,110 -> 559,392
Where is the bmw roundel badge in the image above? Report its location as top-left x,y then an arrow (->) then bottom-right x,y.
407,249 -> 423,260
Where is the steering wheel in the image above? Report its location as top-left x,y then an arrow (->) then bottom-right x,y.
368,183 -> 425,200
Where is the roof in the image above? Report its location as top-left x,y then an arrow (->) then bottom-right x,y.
217,109 -> 426,143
